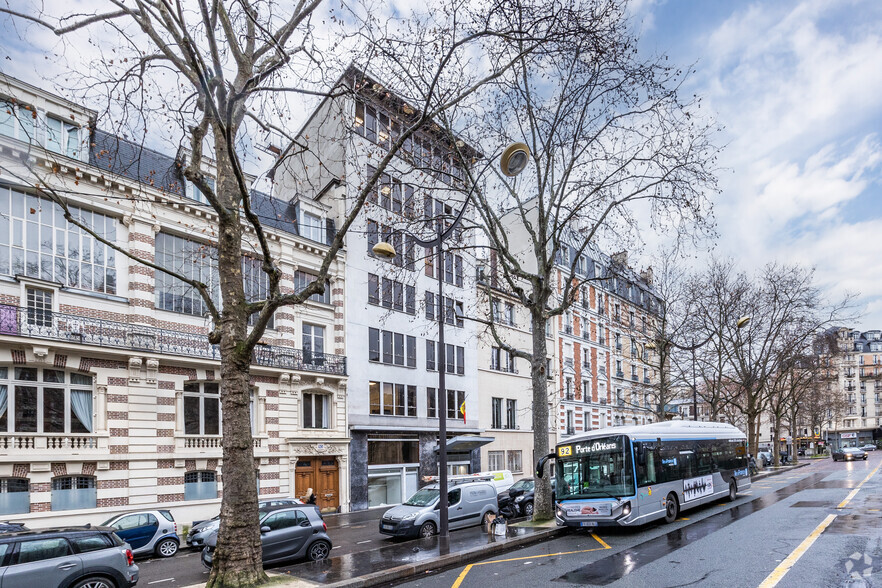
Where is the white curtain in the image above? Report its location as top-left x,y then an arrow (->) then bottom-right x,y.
0,385 -> 7,420
70,389 -> 93,433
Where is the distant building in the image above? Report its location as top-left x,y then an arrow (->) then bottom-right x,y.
824,327 -> 882,449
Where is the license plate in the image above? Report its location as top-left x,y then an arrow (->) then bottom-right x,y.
382,524 -> 394,530
580,521 -> 598,527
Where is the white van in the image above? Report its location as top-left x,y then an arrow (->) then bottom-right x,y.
422,471 -> 514,493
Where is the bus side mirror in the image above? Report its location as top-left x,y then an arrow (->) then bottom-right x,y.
536,453 -> 554,478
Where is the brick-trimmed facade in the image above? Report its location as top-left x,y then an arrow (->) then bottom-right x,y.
0,73 -> 350,526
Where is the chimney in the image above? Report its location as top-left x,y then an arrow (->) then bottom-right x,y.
611,251 -> 628,266
640,266 -> 654,285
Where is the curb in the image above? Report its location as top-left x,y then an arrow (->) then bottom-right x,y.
292,525 -> 567,588
751,460 -> 812,482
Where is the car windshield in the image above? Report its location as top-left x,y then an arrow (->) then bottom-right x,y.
403,488 -> 439,507
509,479 -> 534,492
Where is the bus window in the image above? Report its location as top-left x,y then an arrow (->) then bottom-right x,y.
635,443 -> 657,487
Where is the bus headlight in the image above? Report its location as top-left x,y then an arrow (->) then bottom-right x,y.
621,501 -> 632,517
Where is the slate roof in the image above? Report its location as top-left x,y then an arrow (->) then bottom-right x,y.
88,129 -> 299,238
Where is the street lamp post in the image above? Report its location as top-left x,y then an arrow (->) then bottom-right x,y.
372,142 -> 530,546
648,316 -> 751,421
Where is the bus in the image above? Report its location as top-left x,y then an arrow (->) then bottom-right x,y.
536,421 -> 750,528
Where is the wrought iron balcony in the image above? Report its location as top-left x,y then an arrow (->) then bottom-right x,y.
0,305 -> 346,375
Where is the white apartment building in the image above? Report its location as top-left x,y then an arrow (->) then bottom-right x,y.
276,67 -> 482,510
825,327 -> 882,449
0,74 -> 350,525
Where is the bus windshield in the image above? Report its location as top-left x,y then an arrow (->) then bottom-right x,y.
555,435 -> 634,500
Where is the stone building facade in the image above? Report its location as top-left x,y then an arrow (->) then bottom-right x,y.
0,73 -> 350,526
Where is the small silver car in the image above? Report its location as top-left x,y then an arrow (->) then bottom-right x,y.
101,509 -> 180,558
379,480 -> 498,538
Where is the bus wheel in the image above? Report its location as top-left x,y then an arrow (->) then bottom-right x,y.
664,493 -> 679,524
728,480 -> 737,501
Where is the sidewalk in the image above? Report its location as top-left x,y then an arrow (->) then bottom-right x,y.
184,463 -> 818,588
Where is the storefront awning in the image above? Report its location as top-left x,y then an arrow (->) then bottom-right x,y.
439,435 -> 496,453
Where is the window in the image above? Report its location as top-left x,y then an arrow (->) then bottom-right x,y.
293,270 -> 331,305
155,232 -> 217,315
71,535 -> 112,553
491,398 -> 502,429
26,287 -> 53,328
506,399 -> 517,430
427,387 -> 437,418
112,512 -> 158,532
16,537 -> 72,563
184,471 -> 218,501
426,340 -> 436,371
303,393 -> 330,429
583,380 -> 591,399
0,98 -> 36,143
183,382 -> 220,435
490,347 -> 515,373
45,115 -> 82,158
263,508 -> 308,530
488,451 -> 505,471
0,477 -> 29,515
426,388 -> 465,420
369,381 -> 416,416
300,209 -> 325,243
51,475 -> 96,511
369,329 -> 416,368
0,189 -> 118,292
302,324 -> 325,364
507,450 -> 523,473
243,257 -> 274,328
0,367 -> 93,434
186,176 -> 215,205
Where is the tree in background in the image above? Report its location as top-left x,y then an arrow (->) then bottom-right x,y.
450,0 -> 719,520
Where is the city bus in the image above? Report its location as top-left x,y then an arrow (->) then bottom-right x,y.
536,421 -> 750,528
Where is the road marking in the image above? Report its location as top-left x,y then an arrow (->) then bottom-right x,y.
332,545 -> 342,549
147,580 -> 175,585
676,518 -> 689,521
758,462 -> 881,588
450,533 -> 610,588
356,540 -> 372,544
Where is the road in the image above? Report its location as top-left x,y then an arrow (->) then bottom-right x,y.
400,451 -> 882,588
136,505 -> 407,586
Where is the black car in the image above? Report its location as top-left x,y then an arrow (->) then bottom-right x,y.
0,522 -> 28,534
497,478 -> 555,518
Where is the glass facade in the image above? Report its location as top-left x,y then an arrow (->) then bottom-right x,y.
0,189 -> 117,294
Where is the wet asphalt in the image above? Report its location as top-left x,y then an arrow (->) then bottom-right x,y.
400,452 -> 882,588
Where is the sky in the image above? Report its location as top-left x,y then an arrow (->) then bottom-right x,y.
2,0 -> 881,328
630,0 -> 882,330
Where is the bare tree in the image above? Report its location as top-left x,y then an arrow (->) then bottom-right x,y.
0,0 -> 579,584
448,0 -> 719,520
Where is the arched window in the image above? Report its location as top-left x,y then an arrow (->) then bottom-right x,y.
0,477 -> 29,515
51,475 -> 96,511
184,471 -> 217,501
0,367 -> 93,434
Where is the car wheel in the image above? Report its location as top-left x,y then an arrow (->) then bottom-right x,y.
307,540 -> 331,561
155,538 -> 179,558
728,480 -> 737,502
523,501 -> 534,517
418,521 -> 437,538
201,547 -> 213,569
71,577 -> 116,588
664,492 -> 679,524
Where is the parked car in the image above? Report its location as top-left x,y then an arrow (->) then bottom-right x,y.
497,478 -> 556,518
380,480 -> 498,538
101,509 -> 180,558
201,505 -> 330,568
832,447 -> 868,461
0,526 -> 139,588
187,498 -> 305,548
757,451 -> 773,467
0,521 -> 28,534
860,444 -> 877,451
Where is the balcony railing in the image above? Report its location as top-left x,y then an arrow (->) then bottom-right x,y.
0,434 -> 106,453
0,304 -> 346,375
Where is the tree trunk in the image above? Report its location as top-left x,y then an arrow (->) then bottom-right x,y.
747,411 -> 758,458
772,419 -> 781,467
206,150 -> 268,588
531,311 -> 553,521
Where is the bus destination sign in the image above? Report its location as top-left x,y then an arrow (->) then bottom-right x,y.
557,437 -> 621,458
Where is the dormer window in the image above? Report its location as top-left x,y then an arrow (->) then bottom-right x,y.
299,209 -> 324,243
45,115 -> 81,159
0,99 -> 36,143
187,177 -> 215,205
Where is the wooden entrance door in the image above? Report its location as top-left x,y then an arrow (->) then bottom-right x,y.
295,457 -> 339,513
